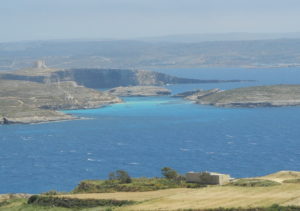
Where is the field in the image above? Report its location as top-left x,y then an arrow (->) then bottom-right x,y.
59,183 -> 300,210
1,171 -> 300,210
55,171 -> 300,210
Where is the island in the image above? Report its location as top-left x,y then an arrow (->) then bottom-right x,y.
0,80 -> 122,124
179,85 -> 300,107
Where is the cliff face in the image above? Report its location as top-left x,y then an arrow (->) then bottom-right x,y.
0,68 -> 243,89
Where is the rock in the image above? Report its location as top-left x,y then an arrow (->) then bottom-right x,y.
106,86 -> 171,97
1,117 -> 10,125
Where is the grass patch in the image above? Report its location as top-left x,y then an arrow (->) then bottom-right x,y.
228,179 -> 280,187
73,177 -> 204,193
27,195 -> 135,208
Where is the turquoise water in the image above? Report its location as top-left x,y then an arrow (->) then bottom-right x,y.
1,68 -> 300,193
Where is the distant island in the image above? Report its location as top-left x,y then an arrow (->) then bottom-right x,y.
178,85 -> 300,107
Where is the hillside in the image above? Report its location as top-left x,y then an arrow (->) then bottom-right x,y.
0,80 -> 122,124
1,39 -> 300,70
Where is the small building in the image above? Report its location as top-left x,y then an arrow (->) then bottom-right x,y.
186,171 -> 231,185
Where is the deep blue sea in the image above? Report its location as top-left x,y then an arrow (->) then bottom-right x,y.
1,67 -> 300,194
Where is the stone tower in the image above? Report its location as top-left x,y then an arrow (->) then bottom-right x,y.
34,60 -> 47,69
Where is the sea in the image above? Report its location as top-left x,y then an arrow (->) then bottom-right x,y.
1,67 -> 300,194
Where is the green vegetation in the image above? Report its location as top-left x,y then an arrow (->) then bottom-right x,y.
74,177 -> 203,193
282,179 -> 300,184
0,198 -> 120,210
228,179 -> 280,187
74,168 -> 202,193
27,195 -> 134,208
161,167 -> 179,180
108,170 -> 132,184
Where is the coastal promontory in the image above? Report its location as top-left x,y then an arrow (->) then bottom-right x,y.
0,80 -> 122,124
105,86 -> 171,97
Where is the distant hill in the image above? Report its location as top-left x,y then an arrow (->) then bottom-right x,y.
0,67 -> 244,88
139,32 -> 300,43
1,38 -> 300,70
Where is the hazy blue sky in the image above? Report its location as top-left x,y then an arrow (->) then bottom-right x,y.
1,0 -> 300,42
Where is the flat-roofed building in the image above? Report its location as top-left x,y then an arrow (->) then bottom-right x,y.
186,172 -> 231,185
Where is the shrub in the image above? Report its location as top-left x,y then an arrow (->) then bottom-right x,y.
73,177 -> 205,193
161,167 -> 178,180
27,195 -> 39,204
27,195 -> 135,208
108,170 -> 132,184
42,190 -> 59,195
116,170 -> 132,184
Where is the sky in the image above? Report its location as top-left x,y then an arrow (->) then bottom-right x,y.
1,0 -> 300,42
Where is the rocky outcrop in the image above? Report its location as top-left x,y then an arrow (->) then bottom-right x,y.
181,85 -> 300,108
0,68 -> 247,89
0,117 -> 10,125
106,86 -> 171,97
0,80 -> 122,124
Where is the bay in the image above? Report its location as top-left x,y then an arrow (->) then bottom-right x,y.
0,67 -> 300,194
